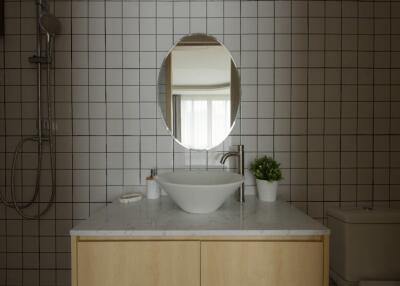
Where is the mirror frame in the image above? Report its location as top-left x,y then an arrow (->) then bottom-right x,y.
157,33 -> 241,151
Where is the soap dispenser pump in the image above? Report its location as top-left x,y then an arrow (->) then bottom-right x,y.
146,168 -> 160,199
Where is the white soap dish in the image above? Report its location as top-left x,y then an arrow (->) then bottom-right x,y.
119,192 -> 143,204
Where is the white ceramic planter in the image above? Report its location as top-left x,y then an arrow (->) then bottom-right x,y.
256,179 -> 278,202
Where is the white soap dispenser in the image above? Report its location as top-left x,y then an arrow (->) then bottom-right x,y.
146,168 -> 160,199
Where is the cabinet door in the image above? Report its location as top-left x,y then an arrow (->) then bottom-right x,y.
201,241 -> 323,286
77,241 -> 200,286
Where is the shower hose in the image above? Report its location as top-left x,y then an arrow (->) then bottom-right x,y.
0,33 -> 56,219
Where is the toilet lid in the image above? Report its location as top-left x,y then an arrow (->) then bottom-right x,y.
327,208 -> 400,223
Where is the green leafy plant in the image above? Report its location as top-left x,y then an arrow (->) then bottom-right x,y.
250,156 -> 283,182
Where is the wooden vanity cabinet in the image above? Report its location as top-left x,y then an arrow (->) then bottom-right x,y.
201,241 -> 324,286
71,236 -> 329,286
73,240 -> 200,286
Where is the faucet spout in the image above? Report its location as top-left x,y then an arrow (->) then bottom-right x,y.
220,145 -> 245,203
220,151 -> 239,164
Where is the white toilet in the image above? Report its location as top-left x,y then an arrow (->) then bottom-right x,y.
327,207 -> 400,286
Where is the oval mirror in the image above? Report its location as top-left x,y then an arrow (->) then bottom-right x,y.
158,34 -> 241,150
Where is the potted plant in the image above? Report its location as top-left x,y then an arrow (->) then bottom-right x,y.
250,156 -> 283,202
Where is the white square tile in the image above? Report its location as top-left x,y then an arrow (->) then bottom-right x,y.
89,2 -> 104,18
174,2 -> 189,18
139,52 -> 156,68
140,2 -> 156,18
71,1 -> 88,17
123,86 -> 140,102
107,86 -> 123,102
157,18 -> 173,35
55,1 -> 72,17
123,1 -> 139,18
124,136 -> 140,152
85,18 -> 106,34
140,18 -> 156,34
141,119 -> 157,135
124,153 -> 139,169
141,153 -> 156,169
89,35 -> 105,51
190,2 -> 206,17
108,170 -> 123,185
107,119 -> 123,135
157,153 -> 173,169
123,103 -> 139,119
224,18 -> 240,34
72,35 -> 88,51
124,119 -> 140,135
275,1 -> 291,17
190,18 -> 206,34
106,69 -> 123,85
258,18 -> 274,34
122,69 -> 139,85
241,119 -> 257,135
241,1 -> 257,17
223,35 -> 240,51
207,2 -> 223,18
157,35 -> 173,51
157,136 -> 173,153
107,102 -> 123,119
72,18 -> 88,34
124,170 -> 140,185
106,1 -> 122,17
157,2 -> 172,18
224,1 -> 240,17
123,35 -> 140,51
174,18 -> 190,35
123,18 -> 139,35
107,153 -> 123,169
139,69 -> 156,85
106,35 -> 122,51
207,18 -> 223,35
106,18 -> 122,34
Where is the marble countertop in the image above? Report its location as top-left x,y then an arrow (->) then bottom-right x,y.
70,196 -> 329,237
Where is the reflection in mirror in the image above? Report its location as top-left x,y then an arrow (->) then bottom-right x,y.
158,34 -> 240,150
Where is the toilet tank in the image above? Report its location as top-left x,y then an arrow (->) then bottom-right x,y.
327,208 -> 400,283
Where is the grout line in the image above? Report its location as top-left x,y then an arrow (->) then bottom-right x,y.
104,0 -> 108,205
338,0 -> 343,208
289,0 -> 292,204
189,0 -> 192,170
138,0 -> 142,184
272,0 -> 276,163
305,0 -> 309,214
1,2 -> 7,283
389,0 -> 392,207
18,0 -> 24,283
155,1 -> 158,173
355,0 -> 359,208
172,1 -> 175,172
372,0 -> 376,208
51,0 -> 58,283
121,0 -> 125,193
86,0 -> 90,217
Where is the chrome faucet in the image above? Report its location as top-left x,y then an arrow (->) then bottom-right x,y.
220,145 -> 245,203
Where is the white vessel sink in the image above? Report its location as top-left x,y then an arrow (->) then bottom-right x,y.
156,171 -> 244,214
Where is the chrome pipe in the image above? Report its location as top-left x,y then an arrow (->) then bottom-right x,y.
220,145 -> 245,203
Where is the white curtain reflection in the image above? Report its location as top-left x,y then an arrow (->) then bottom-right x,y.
180,94 -> 230,150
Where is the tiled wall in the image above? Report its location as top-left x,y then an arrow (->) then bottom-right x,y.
1,0 -> 400,285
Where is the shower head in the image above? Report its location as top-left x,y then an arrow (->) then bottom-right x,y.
39,13 -> 60,37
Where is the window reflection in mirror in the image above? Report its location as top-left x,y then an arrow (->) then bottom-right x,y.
158,34 -> 240,150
